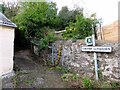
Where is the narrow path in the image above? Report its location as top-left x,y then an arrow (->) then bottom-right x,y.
2,50 -> 69,88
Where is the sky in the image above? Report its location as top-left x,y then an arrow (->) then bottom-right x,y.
1,0 -> 120,26
51,0 -> 119,26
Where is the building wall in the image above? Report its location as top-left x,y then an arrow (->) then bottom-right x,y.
101,21 -> 119,42
0,26 -> 14,76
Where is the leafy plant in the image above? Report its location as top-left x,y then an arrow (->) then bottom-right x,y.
13,2 -> 58,51
62,14 -> 99,40
71,74 -> 78,81
36,28 -> 56,51
54,66 -> 70,74
81,77 -> 94,88
58,6 -> 83,30
61,73 -> 73,82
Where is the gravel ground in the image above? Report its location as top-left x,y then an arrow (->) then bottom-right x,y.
2,50 -> 69,89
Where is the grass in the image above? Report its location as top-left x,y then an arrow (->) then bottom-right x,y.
25,79 -> 34,85
60,71 -> 120,88
47,60 -> 120,88
53,65 -> 120,88
49,65 -> 71,74
48,64 -> 120,88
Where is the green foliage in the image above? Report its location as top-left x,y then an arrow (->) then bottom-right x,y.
31,27 -> 56,50
61,72 -> 120,89
14,2 -> 57,50
62,22 -> 76,40
12,1 -> 100,51
62,14 -> 99,40
60,67 -> 70,74
71,74 -> 78,80
0,4 -> 4,13
14,2 -> 57,32
0,2 -> 20,20
110,81 -> 120,88
58,6 -> 83,30
81,77 -> 94,88
61,73 -> 78,82
38,30 -> 56,50
61,74 -> 68,81
54,66 -> 70,74
81,76 -> 120,88
61,74 -> 70,82
15,2 -> 46,30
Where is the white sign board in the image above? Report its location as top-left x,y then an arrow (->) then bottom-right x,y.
81,46 -> 112,52
85,36 -> 93,45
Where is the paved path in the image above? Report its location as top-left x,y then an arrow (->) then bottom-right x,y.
2,50 -> 69,88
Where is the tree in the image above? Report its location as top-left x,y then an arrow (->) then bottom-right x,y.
0,4 -> 5,13
14,2 -> 49,37
62,14 -> 99,40
0,2 -> 20,20
14,2 -> 57,50
58,6 -> 83,30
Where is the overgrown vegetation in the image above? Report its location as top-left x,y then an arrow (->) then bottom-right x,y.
31,27 -> 56,51
61,74 -> 120,88
62,14 -> 99,40
0,1 -> 100,51
58,6 -> 83,30
1,1 -> 119,89
13,2 -> 58,50
0,2 -> 20,20
49,65 -> 71,74
51,65 -> 120,88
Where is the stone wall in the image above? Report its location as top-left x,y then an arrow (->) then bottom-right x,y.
52,40 -> 120,82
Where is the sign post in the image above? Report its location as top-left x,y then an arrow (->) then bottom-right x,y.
92,33 -> 98,80
91,24 -> 98,80
81,24 -> 112,80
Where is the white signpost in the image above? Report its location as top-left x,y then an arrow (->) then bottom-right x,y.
81,26 -> 112,80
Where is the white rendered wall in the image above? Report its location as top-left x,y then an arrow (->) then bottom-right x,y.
0,26 -> 14,76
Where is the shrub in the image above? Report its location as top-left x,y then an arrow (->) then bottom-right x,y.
62,14 -> 99,40
36,28 -> 56,51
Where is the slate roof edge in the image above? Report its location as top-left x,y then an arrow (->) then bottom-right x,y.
0,22 -> 17,28
0,12 -> 17,28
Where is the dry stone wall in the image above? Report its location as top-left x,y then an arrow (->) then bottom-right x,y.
33,40 -> 120,81
52,40 -> 120,82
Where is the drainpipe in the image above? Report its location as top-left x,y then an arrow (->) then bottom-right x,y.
48,45 -> 54,65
